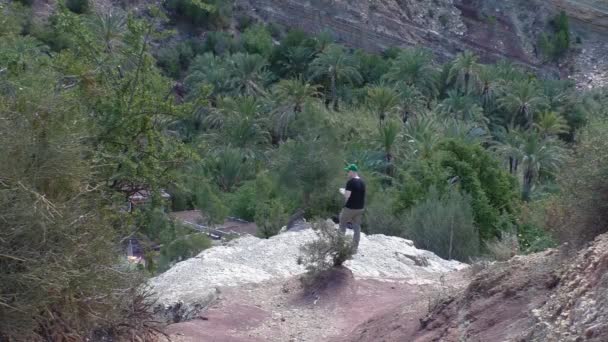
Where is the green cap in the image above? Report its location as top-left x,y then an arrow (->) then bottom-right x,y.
344,164 -> 358,172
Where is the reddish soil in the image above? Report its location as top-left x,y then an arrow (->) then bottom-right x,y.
344,250 -> 563,342
165,267 -> 459,342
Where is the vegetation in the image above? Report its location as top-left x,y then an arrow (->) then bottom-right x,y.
539,11 -> 571,61
298,220 -> 354,274
1,1 -> 607,338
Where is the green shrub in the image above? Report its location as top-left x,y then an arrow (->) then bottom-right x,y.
16,0 -> 35,6
403,188 -> 480,262
158,233 -> 212,272
364,194 -> 404,236
164,0 -> 231,29
194,183 -> 229,225
539,11 -> 570,61
65,0 -> 90,14
156,40 -> 202,78
485,231 -> 519,261
242,25 -> 274,57
298,220 -> 354,274
255,199 -> 289,238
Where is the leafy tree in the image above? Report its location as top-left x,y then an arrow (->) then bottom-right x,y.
404,188 -> 479,261
438,139 -> 519,240
0,30 -> 149,340
242,24 -> 274,57
273,137 -> 340,213
309,44 -> 362,111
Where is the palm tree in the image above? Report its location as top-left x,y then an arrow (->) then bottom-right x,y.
279,46 -> 314,77
519,132 -> 564,200
397,84 -> 427,123
440,90 -> 485,123
383,48 -> 438,97
229,53 -> 271,96
272,77 -> 321,140
185,53 -> 232,99
477,65 -> 501,110
498,79 -> 546,129
366,86 -> 400,123
493,129 -> 564,200
493,126 -> 525,175
447,51 -> 482,94
534,111 -> 569,138
88,10 -> 126,54
211,147 -> 248,192
308,44 -> 362,111
404,112 -> 441,159
377,120 -> 402,174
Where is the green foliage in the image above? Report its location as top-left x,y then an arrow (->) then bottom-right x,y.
255,199 -> 289,238
194,182 -> 229,225
242,24 -> 274,57
545,117 -> 608,246
156,39 -> 204,78
164,0 -> 231,29
65,0 -> 90,14
298,220 -> 354,273
438,139 -> 518,240
0,29 -> 148,339
538,11 -> 570,61
274,136 -> 341,210
158,233 -> 212,271
309,44 -> 362,110
403,188 -> 480,262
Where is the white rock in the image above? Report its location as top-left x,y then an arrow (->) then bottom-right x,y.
149,226 -> 467,309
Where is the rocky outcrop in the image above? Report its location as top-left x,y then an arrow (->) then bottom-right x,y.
528,233 -> 608,341
148,224 -> 466,323
236,0 -> 560,72
551,0 -> 608,30
345,232 -> 608,342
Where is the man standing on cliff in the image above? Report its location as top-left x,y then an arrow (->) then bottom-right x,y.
339,164 -> 366,253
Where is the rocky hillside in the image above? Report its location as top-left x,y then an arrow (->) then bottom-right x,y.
344,231 -> 608,342
237,0 -> 608,87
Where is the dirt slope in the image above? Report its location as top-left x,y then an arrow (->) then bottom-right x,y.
166,267 -> 469,342
344,232 -> 608,342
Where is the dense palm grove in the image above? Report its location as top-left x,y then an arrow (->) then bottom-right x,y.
2,1 -> 608,340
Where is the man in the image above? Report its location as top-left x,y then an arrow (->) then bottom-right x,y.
339,164 -> 366,253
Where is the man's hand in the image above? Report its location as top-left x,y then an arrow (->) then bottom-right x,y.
339,188 -> 346,195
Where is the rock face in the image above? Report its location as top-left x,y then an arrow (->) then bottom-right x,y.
236,0 -> 608,85
148,225 -> 466,322
236,0 -> 553,69
345,231 -> 608,342
529,233 -> 608,341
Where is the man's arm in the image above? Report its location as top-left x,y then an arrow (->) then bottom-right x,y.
343,190 -> 351,201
